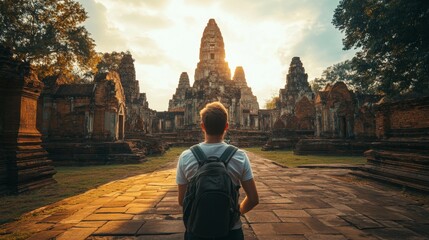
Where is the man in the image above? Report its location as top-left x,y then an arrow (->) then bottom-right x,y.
176,101 -> 259,240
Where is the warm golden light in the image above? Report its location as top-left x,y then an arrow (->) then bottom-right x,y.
79,0 -> 355,110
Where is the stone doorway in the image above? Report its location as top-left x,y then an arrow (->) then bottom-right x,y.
340,116 -> 347,138
118,114 -> 124,140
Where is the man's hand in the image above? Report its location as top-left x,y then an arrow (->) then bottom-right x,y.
178,184 -> 187,206
239,178 -> 259,214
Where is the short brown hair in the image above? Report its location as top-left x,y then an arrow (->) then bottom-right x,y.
200,102 -> 228,136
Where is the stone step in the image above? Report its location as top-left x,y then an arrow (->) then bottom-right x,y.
351,170 -> 429,192
361,164 -> 429,187
366,158 -> 429,173
365,149 -> 429,165
294,139 -> 369,155
370,140 -> 429,153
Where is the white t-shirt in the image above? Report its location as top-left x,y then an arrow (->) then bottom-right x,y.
176,142 -> 254,230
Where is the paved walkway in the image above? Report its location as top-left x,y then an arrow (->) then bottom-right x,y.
4,152 -> 429,240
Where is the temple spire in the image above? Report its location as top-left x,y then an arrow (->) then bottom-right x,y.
178,72 -> 190,88
194,19 -> 231,81
285,57 -> 311,92
233,66 -> 246,83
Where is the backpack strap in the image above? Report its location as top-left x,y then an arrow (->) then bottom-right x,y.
219,145 -> 238,167
190,144 -> 207,167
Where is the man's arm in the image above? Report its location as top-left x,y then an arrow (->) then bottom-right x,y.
239,178 -> 259,214
177,184 -> 187,206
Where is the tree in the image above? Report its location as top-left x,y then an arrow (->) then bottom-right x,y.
97,51 -> 130,73
333,0 -> 429,96
312,60 -> 376,93
265,95 -> 280,109
0,0 -> 99,82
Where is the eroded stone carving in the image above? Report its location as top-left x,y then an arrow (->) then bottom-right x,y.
0,46 -> 56,193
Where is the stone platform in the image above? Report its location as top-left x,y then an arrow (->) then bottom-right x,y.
43,142 -> 146,166
2,152 -> 429,239
294,139 -> 372,155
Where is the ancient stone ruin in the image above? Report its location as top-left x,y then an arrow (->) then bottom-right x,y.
37,71 -> 147,165
39,71 -> 126,142
354,95 -> 429,192
118,53 -> 155,136
294,82 -> 381,155
263,57 -> 315,150
232,66 -> 260,129
156,18 -> 266,146
0,46 -> 56,193
194,19 -> 232,82
2,15 -> 428,194
165,19 -> 260,131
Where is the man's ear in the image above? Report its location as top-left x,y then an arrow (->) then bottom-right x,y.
224,122 -> 229,131
201,122 -> 206,131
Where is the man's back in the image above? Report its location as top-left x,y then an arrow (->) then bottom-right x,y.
177,142 -> 253,231
177,142 -> 253,186
176,101 -> 258,240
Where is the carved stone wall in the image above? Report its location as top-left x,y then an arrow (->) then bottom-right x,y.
314,82 -> 355,138
39,71 -> 126,142
0,46 -> 56,193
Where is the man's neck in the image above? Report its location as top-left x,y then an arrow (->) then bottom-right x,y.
204,134 -> 223,143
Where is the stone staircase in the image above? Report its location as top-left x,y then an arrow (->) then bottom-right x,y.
352,139 -> 429,192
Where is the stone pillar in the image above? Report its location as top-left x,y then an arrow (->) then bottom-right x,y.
375,107 -> 390,139
0,47 -> 56,193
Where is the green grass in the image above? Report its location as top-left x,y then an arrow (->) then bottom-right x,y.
244,147 -> 366,167
0,147 -> 186,225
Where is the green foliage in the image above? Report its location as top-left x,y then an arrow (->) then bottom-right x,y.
264,95 -> 280,109
312,60 -> 376,93
97,51 -> 132,73
333,0 -> 429,96
0,0 -> 99,81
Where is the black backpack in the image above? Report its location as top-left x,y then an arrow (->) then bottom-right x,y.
182,144 -> 241,238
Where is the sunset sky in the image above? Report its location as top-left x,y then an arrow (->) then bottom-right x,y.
78,0 -> 356,111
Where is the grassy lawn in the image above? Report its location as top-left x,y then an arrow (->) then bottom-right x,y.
0,147 -> 186,225
244,147 -> 367,167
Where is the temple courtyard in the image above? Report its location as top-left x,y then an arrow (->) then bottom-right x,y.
1,151 -> 428,240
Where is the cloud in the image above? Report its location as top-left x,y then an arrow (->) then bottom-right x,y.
94,0 -> 170,10
78,0 -> 127,52
118,13 -> 173,30
203,0 -> 325,24
275,0 -> 355,81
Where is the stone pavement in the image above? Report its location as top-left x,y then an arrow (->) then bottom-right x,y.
3,151 -> 429,240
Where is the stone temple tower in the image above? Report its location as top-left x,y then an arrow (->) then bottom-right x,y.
279,57 -> 314,116
194,19 -> 231,81
233,66 -> 259,114
168,72 -> 191,111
